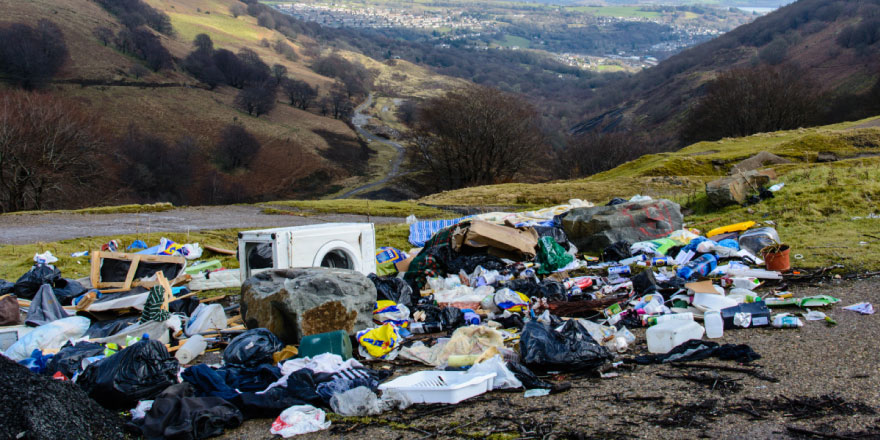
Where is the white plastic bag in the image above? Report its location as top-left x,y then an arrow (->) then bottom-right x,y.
4,316 -> 90,361
185,303 -> 227,336
181,243 -> 203,260
330,386 -> 382,416
270,405 -> 331,438
467,355 -> 522,390
33,251 -> 58,264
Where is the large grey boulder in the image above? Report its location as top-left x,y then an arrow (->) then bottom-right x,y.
729,151 -> 790,174
241,268 -> 377,344
706,169 -> 775,206
562,199 -> 683,253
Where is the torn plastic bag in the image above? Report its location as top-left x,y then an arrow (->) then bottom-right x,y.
223,328 -> 283,369
519,320 -> 613,372
330,386 -> 383,417
13,263 -> 61,300
25,284 -> 69,327
632,269 -> 659,296
533,226 -> 576,253
468,355 -> 522,390
52,278 -> 87,305
46,341 -> 105,378
4,316 -> 90,361
90,317 -> 177,346
85,315 -> 139,338
602,241 -> 631,263
247,243 -> 273,270
270,405 -> 330,438
77,339 -> 180,409
369,274 -> 415,308
185,303 -> 227,337
536,236 -> 575,275
506,360 -> 554,390
0,279 -> 13,294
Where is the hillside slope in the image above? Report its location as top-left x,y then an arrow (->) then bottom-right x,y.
421,116 -> 880,269
574,0 -> 880,147
0,0 -> 459,205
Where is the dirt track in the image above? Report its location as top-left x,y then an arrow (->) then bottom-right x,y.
218,276 -> 880,440
0,205 -> 404,244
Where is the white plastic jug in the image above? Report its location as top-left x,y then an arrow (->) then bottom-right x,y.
175,334 -> 207,365
646,320 -> 705,354
704,310 -> 724,338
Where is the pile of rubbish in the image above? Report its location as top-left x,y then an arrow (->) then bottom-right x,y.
0,196 -> 870,439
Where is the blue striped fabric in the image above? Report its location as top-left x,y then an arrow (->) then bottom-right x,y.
408,216 -> 472,247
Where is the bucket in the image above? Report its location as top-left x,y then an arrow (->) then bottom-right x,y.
762,244 -> 790,272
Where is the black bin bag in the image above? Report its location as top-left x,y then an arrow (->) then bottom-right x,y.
519,320 -> 613,372
368,274 -> 416,308
13,263 -> 61,300
78,339 -> 180,409
46,341 -> 105,378
223,328 -> 283,368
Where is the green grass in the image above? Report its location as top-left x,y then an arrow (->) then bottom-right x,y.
0,229 -> 242,281
262,199 -> 451,219
3,203 -> 175,216
170,11 -> 267,45
492,34 -> 531,49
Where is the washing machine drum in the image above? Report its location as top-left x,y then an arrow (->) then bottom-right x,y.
248,243 -> 273,269
318,248 -> 355,270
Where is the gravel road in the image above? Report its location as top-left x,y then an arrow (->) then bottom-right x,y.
0,205 -> 404,244
217,276 -> 880,440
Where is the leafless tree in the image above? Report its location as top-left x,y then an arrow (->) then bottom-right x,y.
213,123 -> 261,171
229,3 -> 245,18
281,78 -> 318,110
234,80 -> 277,117
0,90 -> 103,212
0,20 -> 68,89
407,84 -> 547,190
681,64 -> 819,143
93,26 -> 114,46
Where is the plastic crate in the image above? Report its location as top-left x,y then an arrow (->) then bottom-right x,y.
378,371 -> 496,404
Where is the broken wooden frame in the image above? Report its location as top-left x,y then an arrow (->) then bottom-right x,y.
90,251 -> 188,293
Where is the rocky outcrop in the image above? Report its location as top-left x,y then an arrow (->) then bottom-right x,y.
706,169 -> 776,206
729,152 -> 791,174
240,268 -> 376,344
562,199 -> 683,253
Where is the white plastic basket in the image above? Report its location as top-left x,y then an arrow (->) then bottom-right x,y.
378,371 -> 497,404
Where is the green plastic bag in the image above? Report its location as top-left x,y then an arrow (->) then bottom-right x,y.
536,236 -> 574,275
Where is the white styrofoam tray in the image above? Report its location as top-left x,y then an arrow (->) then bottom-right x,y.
378,371 -> 496,404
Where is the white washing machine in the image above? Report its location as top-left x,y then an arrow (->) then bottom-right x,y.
238,223 -> 376,283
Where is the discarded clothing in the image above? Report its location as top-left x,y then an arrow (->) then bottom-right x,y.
134,383 -> 243,440
25,284 -> 69,326
632,340 -> 761,364
139,285 -> 171,324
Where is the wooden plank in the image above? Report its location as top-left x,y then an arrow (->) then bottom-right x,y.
157,272 -> 173,311
90,251 -> 101,288
204,245 -> 236,255
121,254 -> 141,291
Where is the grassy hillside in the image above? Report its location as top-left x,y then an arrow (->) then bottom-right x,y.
0,0 -> 461,204
575,0 -> 880,147
420,116 -> 880,270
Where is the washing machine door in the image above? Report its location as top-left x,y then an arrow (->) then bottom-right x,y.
312,240 -> 363,273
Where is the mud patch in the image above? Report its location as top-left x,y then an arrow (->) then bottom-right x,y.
301,300 -> 357,336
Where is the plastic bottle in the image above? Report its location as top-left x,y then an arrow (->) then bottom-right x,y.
676,254 -> 718,280
772,314 -> 804,328
462,309 -> 481,326
175,335 -> 206,365
608,265 -> 632,276
619,254 -> 647,265
646,312 -> 694,326
646,320 -> 705,354
704,310 -> 724,338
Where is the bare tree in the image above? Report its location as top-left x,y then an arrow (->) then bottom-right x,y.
234,80 -> 277,117
271,63 -> 287,82
129,63 -> 149,79
326,82 -> 353,119
681,64 -> 819,143
0,90 -> 103,212
0,20 -> 69,89
229,3 -> 245,18
281,78 -> 318,110
407,84 -> 547,190
93,26 -> 114,46
213,123 -> 261,171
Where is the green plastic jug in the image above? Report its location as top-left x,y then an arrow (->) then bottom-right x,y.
298,330 -> 352,360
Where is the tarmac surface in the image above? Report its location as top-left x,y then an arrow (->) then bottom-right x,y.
0,205 -> 404,244
216,276 -> 880,440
